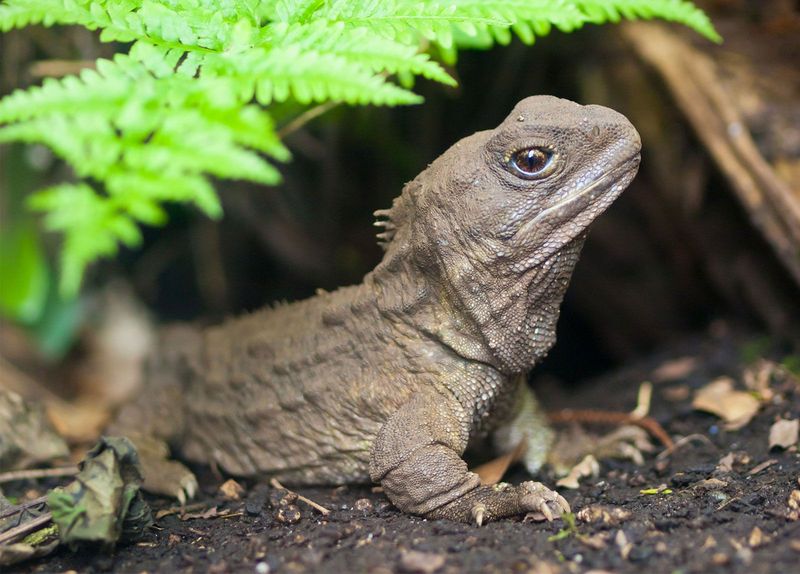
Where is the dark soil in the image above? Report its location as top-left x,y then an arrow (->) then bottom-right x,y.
10,328 -> 800,574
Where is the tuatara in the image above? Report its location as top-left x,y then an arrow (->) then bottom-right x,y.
111,96 -> 641,524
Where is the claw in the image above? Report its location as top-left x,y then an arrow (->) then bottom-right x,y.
183,475 -> 199,500
556,493 -> 571,514
471,503 -> 487,527
538,500 -> 554,522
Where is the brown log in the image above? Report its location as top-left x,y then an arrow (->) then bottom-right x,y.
622,21 -> 800,286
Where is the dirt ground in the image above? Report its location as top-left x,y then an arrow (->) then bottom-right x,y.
8,326 -> 800,574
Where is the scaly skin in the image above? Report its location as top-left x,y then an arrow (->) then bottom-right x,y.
112,96 -> 641,523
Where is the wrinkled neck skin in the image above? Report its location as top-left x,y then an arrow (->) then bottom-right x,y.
365,180 -> 586,376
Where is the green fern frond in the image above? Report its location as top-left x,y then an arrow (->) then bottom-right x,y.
575,0 -> 721,42
27,183 -> 142,295
0,0 -> 721,295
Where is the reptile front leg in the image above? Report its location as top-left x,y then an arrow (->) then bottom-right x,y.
370,391 -> 569,525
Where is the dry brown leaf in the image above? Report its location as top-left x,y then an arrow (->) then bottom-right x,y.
651,357 -> 697,383
787,490 -> 800,521
692,377 -> 760,430
556,454 -> 599,489
473,437 -> 527,486
46,400 -> 110,444
716,451 -> 751,473
218,479 -> 245,501
748,526 -> 768,547
580,533 -> 610,550
768,418 -> 799,450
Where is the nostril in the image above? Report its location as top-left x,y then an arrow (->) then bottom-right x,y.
585,124 -> 602,141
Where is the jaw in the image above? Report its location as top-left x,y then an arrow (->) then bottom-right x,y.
509,158 -> 640,268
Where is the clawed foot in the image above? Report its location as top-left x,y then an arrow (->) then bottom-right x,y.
519,481 -> 570,522
469,481 -> 570,526
145,458 -> 199,504
129,434 -> 199,504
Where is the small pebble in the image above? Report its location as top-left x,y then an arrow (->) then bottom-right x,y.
276,504 -> 302,524
400,550 -> 445,573
354,498 -> 373,512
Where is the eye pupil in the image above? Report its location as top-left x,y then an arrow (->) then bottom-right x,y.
510,148 -> 552,178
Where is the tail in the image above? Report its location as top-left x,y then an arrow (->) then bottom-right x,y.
109,325 -> 202,446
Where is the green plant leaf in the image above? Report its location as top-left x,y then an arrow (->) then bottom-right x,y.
0,0 -> 721,295
0,222 -> 49,323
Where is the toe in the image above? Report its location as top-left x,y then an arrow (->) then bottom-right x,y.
471,503 -> 487,527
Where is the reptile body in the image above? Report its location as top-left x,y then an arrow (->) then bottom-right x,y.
113,96 -> 641,523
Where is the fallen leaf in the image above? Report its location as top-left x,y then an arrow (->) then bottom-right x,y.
580,532 -> 610,550
640,485 -> 672,495
473,437 -> 527,486
556,455 -> 599,489
48,437 -> 153,546
651,357 -> 697,382
748,526 -> 768,547
218,479 -> 245,501
692,377 -> 760,430
716,451 -> 751,473
0,389 -> 69,470
787,490 -> 800,521
742,359 -> 782,401
769,418 -> 799,450
548,425 -> 653,475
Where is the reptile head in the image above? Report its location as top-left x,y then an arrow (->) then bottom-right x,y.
374,96 -> 641,372
485,96 -> 641,260
386,95 -> 640,271
390,96 -> 640,369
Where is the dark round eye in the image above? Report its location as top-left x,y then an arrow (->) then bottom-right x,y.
508,147 -> 553,178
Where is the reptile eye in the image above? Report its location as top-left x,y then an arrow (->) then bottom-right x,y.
508,147 -> 553,179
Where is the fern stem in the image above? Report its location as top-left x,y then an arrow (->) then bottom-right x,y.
278,101 -> 339,138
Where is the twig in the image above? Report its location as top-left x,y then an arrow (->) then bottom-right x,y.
622,21 -> 800,285
29,59 -> 95,78
0,466 -> 79,485
630,382 -> 653,420
656,433 -> 715,460
548,409 -> 674,449
277,101 -> 338,138
0,512 -> 52,546
269,478 -> 330,516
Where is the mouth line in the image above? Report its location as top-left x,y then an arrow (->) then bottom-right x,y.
529,154 -> 639,227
